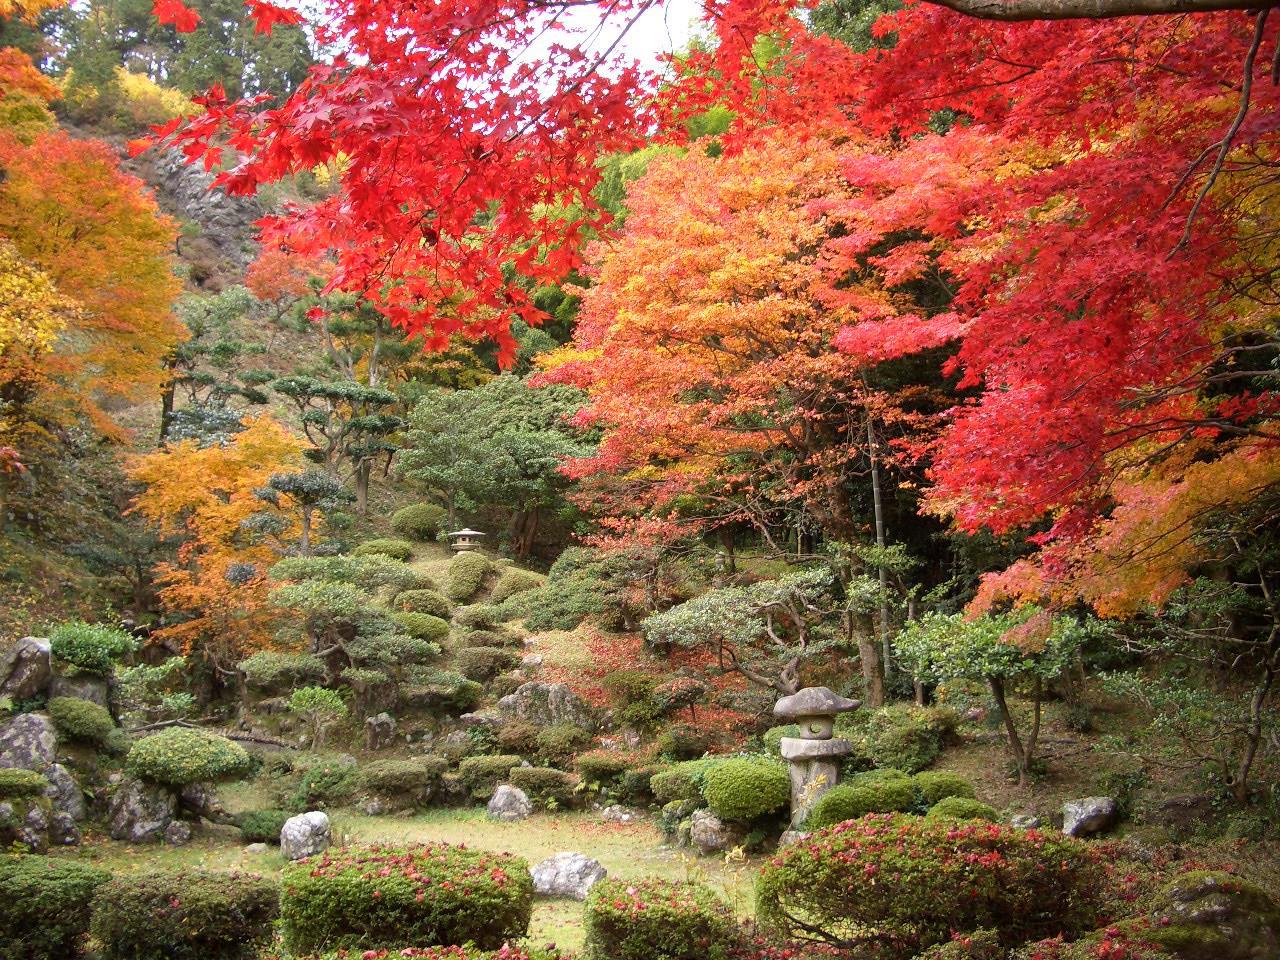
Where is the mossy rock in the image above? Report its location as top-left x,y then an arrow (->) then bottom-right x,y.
1138,871 -> 1280,960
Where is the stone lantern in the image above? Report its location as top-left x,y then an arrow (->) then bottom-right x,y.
774,686 -> 860,826
447,528 -> 486,552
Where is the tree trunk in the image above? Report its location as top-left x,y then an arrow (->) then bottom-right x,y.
355,459 -> 370,515
988,675 -> 1029,786
299,506 -> 313,557
159,380 -> 175,442
512,506 -> 539,558
1234,626 -> 1278,802
867,419 -> 893,680
858,634 -> 886,708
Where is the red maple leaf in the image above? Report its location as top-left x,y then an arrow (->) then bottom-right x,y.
153,0 -> 200,31
245,0 -> 305,35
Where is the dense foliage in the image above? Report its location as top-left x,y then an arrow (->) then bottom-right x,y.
0,855 -> 110,960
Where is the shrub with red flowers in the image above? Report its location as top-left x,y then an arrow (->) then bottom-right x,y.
755,814 -> 1103,958
583,876 -> 740,960
294,947 -> 568,960
278,843 -> 533,955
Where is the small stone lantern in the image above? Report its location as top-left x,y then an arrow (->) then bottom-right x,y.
774,686 -> 860,826
447,528 -> 486,552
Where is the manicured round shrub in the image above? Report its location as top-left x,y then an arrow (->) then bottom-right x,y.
496,720 -> 540,755
237,808 -> 291,844
392,503 -> 448,542
576,749 -> 639,786
126,727 -> 254,787
703,757 -> 790,822
657,723 -> 714,760
457,627 -> 522,648
278,843 -> 533,954
453,604 -> 503,629
650,757 -> 718,804
489,567 -> 545,603
458,754 -> 522,798
536,721 -> 591,764
620,767 -> 659,805
353,538 -> 416,561
48,621 -> 136,675
455,645 -> 520,681
447,551 -> 494,602
393,611 -> 451,643
48,696 -> 116,745
91,869 -> 279,960
924,796 -> 999,822
805,770 -> 916,830
285,757 -> 361,810
913,771 -> 977,807
360,756 -> 449,808
0,768 -> 50,798
396,589 -> 454,619
756,813 -> 1104,956
508,766 -> 578,807
0,855 -> 110,960
584,877 -> 739,960
238,651 -> 326,689
762,724 -> 801,753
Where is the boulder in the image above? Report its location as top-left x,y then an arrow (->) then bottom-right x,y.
1062,796 -> 1119,837
48,672 -> 110,708
243,842 -> 269,855
164,821 -> 193,845
0,712 -> 57,770
1143,871 -> 1280,960
179,782 -> 229,823
364,712 -> 398,751
459,710 -> 504,730
0,637 -> 51,702
108,777 -> 177,842
520,654 -> 543,670
779,829 -> 811,847
486,784 -> 532,822
43,763 -> 87,822
497,682 -> 596,730
280,811 -> 331,860
1010,813 -> 1043,830
17,801 -> 49,853
48,810 -> 81,846
531,851 -> 607,900
600,804 -> 639,824
689,809 -> 744,855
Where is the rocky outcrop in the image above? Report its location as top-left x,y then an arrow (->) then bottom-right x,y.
364,712 -> 397,750
486,784 -> 532,822
689,809 -> 744,855
531,852 -> 606,900
0,637 -> 51,702
108,777 -> 176,843
0,712 -> 57,770
48,672 -> 110,708
151,152 -> 261,274
497,682 -> 596,730
44,762 -> 87,822
1062,796 -> 1118,837
281,811 -> 331,860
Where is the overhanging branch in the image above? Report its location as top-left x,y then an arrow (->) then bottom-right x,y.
922,0 -> 1276,20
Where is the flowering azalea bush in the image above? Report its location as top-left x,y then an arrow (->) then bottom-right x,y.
755,814 -> 1103,957
583,876 -> 739,960
278,843 -> 533,955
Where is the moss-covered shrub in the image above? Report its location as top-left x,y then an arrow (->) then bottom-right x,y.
575,749 -> 637,787
0,855 -> 110,960
649,758 -> 718,804
360,756 -> 449,808
619,766 -> 659,805
913,771 -> 977,807
805,769 -> 916,830
47,696 -> 116,745
239,651 -> 326,690
0,768 -> 50,798
508,766 -> 578,807
392,503 -> 448,542
353,538 -> 416,561
392,611 -> 451,644
601,669 -> 665,729
237,808 -> 291,844
278,842 -> 533,954
703,757 -> 790,822
584,877 -> 738,960
535,722 -> 591,765
455,645 -> 520,682
447,551 -> 494,602
489,568 -> 545,603
657,724 -> 714,760
453,604 -> 504,629
49,621 -> 136,675
126,728 -> 253,787
756,813 -> 1103,956
458,754 -> 522,798
91,869 -> 279,960
924,797 -> 998,822
395,589 -> 454,619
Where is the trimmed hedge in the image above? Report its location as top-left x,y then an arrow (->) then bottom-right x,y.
0,855 -> 110,960
396,589 -> 454,619
805,769 -> 917,830
91,869 -> 279,960
489,568 -> 545,603
575,749 -> 636,786
126,727 -> 254,786
447,551 -> 494,602
913,771 -> 977,807
392,503 -> 448,542
455,645 -> 520,682
392,611 -> 451,643
756,813 -> 1103,956
282,756 -> 362,811
458,754 -> 523,798
453,604 -> 506,629
924,797 -> 999,822
237,808 -> 291,844
841,705 -> 960,774
48,621 -> 136,675
360,756 -> 449,808
584,877 -> 738,960
508,766 -> 578,807
650,758 -> 718,804
48,696 -> 116,745
0,768 -> 50,798
353,538 -> 416,561
278,843 -> 533,954
703,757 -> 790,822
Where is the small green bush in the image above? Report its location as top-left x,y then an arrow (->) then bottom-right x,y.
91,869 -> 279,960
762,724 -> 800,753
49,621 -> 136,675
48,696 -> 116,745
925,797 -> 999,822
649,758 -> 718,804
360,756 -> 449,808
509,766 -> 578,807
703,757 -> 790,822
126,727 -> 254,787
620,766 -> 659,805
657,724 -> 713,760
914,771 -> 977,807
919,930 -> 1005,959
401,668 -> 483,713
392,503 -> 448,542
0,768 -> 50,798
489,568 -> 545,603
575,749 -> 636,786
455,645 -> 520,681
238,651 -> 326,689
278,842 -> 533,954
805,769 -> 916,830
453,604 -> 504,629
392,611 -> 451,643
447,551 -> 494,602
237,808 -> 291,844
353,538 -> 416,561
496,720 -> 540,755
458,754 -> 522,798
0,855 -> 110,960
584,877 -> 738,960
844,705 -> 960,773
456,628 -> 522,648
536,722 -> 591,764
756,813 -> 1103,955
395,589 -> 454,619
283,756 -> 362,811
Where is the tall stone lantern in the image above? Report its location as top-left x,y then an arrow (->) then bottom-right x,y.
774,686 -> 860,826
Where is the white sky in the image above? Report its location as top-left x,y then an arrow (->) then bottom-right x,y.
559,0 -> 706,76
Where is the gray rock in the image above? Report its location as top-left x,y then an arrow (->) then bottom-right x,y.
520,654 -> 543,669
48,673 -> 110,708
779,829 -> 811,847
487,784 -> 532,822
43,763 -> 87,821
600,804 -> 639,824
280,811 -> 331,860
243,842 -> 269,854
1010,813 -> 1043,830
1150,871 -> 1280,959
498,682 -> 596,730
1062,796 -> 1119,837
48,810 -> 80,846
531,851 -> 607,900
108,778 -> 176,842
164,821 -> 193,845
0,712 -> 57,770
179,782 -> 227,823
18,802 -> 49,853
689,809 -> 744,855
364,712 -> 398,750
0,637 -> 51,702
459,710 -> 505,729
